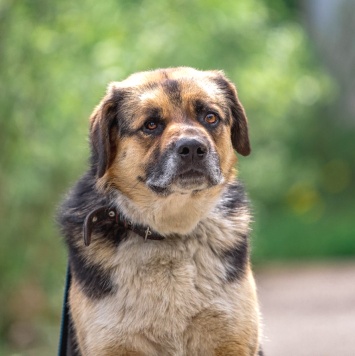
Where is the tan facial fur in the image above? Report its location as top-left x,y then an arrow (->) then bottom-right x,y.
92,67 -> 249,235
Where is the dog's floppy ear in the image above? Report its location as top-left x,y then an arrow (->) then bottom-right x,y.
213,73 -> 251,156
230,90 -> 251,156
90,86 -> 123,178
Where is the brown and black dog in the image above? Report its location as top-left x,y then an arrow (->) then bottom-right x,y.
58,67 -> 263,355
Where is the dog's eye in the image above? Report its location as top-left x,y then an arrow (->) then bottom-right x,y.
204,113 -> 219,125
144,120 -> 158,131
142,119 -> 164,135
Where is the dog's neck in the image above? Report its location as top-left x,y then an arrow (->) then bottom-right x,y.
111,185 -> 225,236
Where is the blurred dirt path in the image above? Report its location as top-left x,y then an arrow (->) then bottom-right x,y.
255,262 -> 355,356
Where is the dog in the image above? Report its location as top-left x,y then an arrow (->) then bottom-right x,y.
58,67 -> 262,355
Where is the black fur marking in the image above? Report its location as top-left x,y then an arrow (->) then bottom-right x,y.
90,96 -> 126,177
211,75 -> 250,156
137,175 -> 145,183
144,144 -> 167,181
67,311 -> 81,355
90,89 -> 137,176
163,79 -> 182,105
140,146 -> 174,195
220,181 -> 249,217
113,90 -> 136,138
69,244 -> 116,299
216,181 -> 250,282
118,121 -> 136,137
212,75 -> 230,92
57,172 -> 124,299
144,107 -> 163,120
211,76 -> 235,122
258,346 -> 265,356
148,184 -> 171,195
223,234 -> 249,283
193,99 -> 206,116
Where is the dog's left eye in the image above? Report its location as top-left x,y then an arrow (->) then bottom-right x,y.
204,113 -> 219,125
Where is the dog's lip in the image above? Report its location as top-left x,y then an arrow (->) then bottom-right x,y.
177,169 -> 207,180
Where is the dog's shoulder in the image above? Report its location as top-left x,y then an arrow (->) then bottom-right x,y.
57,171 -> 119,299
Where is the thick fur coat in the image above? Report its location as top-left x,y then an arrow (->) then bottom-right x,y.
58,67 -> 262,355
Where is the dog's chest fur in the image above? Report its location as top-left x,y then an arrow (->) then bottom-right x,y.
104,218 -> 243,329
61,178 -> 253,354
97,235 -> 229,335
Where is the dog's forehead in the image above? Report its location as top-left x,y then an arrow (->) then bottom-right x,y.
108,67 -> 224,103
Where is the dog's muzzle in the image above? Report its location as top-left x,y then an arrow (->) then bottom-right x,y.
146,136 -> 223,194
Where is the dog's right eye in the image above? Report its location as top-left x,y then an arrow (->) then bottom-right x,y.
142,119 -> 164,135
145,121 -> 158,130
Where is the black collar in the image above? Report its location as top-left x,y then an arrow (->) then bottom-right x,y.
83,206 -> 165,246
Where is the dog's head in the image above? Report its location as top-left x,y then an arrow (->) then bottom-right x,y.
89,67 -> 250,232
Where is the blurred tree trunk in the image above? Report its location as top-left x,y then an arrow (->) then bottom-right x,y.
302,0 -> 355,124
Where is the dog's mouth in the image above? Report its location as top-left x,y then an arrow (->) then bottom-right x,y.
145,150 -> 223,195
177,169 -> 206,183
147,169 -> 213,195
174,170 -> 210,192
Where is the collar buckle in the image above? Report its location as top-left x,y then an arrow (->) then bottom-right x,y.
144,227 -> 152,241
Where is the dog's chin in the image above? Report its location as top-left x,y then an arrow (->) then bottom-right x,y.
174,171 -> 209,191
148,170 -> 222,195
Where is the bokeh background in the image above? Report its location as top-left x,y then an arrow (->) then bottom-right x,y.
1,0 -> 354,355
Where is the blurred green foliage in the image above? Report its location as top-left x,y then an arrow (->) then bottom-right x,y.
0,0 -> 354,354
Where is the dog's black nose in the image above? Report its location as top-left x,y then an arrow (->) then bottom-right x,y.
176,138 -> 208,161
